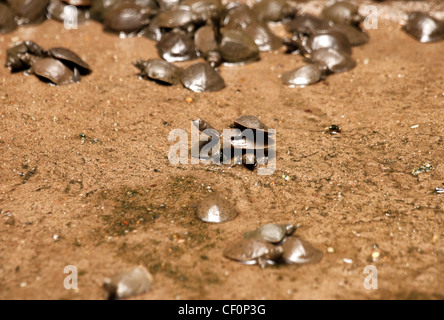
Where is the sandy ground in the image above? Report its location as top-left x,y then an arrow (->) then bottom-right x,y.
0,1 -> 443,300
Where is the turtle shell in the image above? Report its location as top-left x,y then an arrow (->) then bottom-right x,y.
233,115 -> 269,132
196,193 -> 237,223
48,47 -> 91,74
32,58 -> 79,85
281,236 -> 323,264
133,59 -> 182,85
281,64 -> 322,87
181,62 -> 225,92
243,223 -> 297,243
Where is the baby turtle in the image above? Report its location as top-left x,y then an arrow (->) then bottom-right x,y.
219,29 -> 260,65
285,14 -> 331,38
402,12 -> 444,43
242,21 -> 283,52
133,59 -> 182,85
223,239 -> 283,268
181,62 -> 225,92
90,0 -> 121,22
232,115 -> 268,132
281,236 -> 323,264
48,47 -> 91,74
310,48 -> 356,74
196,193 -> 237,223
156,30 -> 198,62
321,1 -> 363,27
6,41 -> 46,72
140,15 -> 163,41
32,58 -> 80,86
158,0 -> 181,10
103,2 -> 151,36
252,0 -> 296,23
8,0 -> 49,25
180,0 -> 223,22
0,3 -> 18,34
156,8 -> 196,30
305,31 -> 352,56
331,24 -> 369,46
194,25 -> 218,58
103,266 -> 153,300
243,223 -> 297,244
281,64 -> 322,87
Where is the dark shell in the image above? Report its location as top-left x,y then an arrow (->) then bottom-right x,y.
0,3 -> 18,34
103,2 -> 150,35
305,31 -> 352,55
252,0 -> 296,23
32,58 -> 80,85
219,29 -> 259,64
223,239 -> 283,267
7,0 -> 49,25
233,115 -> 268,132
48,47 -> 91,74
285,14 -> 331,37
321,1 -> 363,26
103,266 -> 153,300
181,62 -> 225,92
156,8 -> 195,29
47,0 -> 90,24
281,236 -> 323,264
243,223 -> 297,243
310,48 -> 356,74
196,193 -> 237,223
156,30 -> 198,62
194,25 -> 218,57
402,12 -> 444,43
281,64 -> 322,87
331,24 -> 369,46
133,59 -> 182,85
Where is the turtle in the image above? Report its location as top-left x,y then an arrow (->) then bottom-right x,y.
281,236 -> 323,264
32,58 -> 80,86
243,223 -> 297,243
196,193 -> 237,223
133,58 -> 182,85
181,62 -> 225,92
281,64 -> 322,88
223,239 -> 283,268
402,12 -> 444,43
